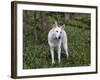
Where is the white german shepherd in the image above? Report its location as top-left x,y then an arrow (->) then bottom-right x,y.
48,21 -> 68,64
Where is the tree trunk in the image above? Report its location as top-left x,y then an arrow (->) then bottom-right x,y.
33,12 -> 38,41
64,13 -> 70,23
41,12 -> 48,32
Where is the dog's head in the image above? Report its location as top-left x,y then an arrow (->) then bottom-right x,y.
53,21 -> 65,39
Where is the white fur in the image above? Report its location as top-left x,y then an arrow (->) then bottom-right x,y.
48,21 -> 68,64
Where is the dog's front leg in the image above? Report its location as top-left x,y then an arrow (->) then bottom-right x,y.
50,47 -> 55,64
58,41 -> 61,63
58,47 -> 61,63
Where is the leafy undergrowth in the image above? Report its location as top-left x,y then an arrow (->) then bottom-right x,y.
23,25 -> 90,69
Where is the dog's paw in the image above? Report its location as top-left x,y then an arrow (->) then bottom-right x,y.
66,53 -> 69,58
52,61 -> 55,64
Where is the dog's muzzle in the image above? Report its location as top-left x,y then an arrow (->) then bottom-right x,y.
56,36 -> 61,39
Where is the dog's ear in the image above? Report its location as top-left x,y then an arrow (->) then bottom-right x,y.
61,24 -> 65,30
52,21 -> 58,28
55,21 -> 58,27
52,24 -> 56,29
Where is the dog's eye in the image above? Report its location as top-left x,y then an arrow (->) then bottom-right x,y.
56,31 -> 58,32
60,32 -> 62,33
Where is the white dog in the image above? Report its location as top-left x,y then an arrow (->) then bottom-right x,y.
48,21 -> 68,64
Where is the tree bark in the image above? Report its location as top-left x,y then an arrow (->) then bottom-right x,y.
41,12 -> 48,32
64,13 -> 70,23
33,12 -> 38,41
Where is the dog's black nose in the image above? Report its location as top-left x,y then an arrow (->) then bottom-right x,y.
58,36 -> 61,39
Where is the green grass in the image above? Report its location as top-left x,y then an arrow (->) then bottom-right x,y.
23,25 -> 90,69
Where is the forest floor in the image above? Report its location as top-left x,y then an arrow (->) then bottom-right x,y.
23,25 -> 90,69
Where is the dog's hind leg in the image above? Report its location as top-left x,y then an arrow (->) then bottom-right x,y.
63,43 -> 69,58
62,31 -> 69,58
50,47 -> 55,64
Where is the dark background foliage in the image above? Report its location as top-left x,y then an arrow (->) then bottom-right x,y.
23,10 -> 91,69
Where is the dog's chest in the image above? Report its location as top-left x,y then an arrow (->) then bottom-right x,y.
51,38 -> 61,47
